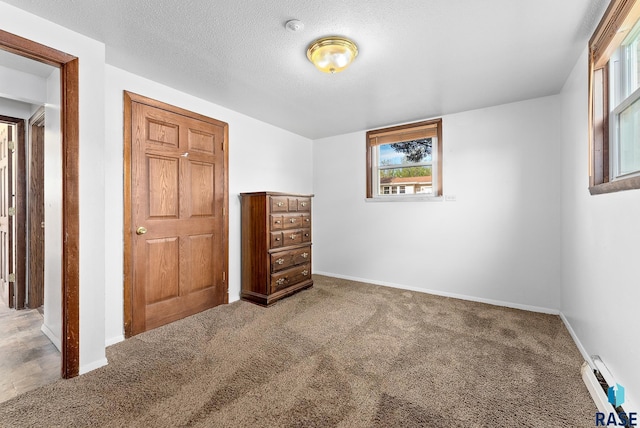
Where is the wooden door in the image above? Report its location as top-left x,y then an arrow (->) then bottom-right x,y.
0,116 -> 27,311
129,96 -> 228,335
0,123 -> 12,307
0,122 -> 8,308
28,110 -> 45,308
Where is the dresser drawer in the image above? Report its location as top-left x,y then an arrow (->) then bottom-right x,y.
270,215 -> 284,230
270,231 -> 283,248
270,196 -> 288,213
283,230 -> 303,246
297,198 -> 311,211
293,246 -> 311,265
271,263 -> 311,293
287,197 -> 311,212
302,213 -> 311,228
282,214 -> 302,229
271,246 -> 311,272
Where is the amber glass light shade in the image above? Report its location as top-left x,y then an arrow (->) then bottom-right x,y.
306,37 -> 358,74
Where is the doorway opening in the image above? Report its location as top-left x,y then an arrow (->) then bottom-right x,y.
0,109 -> 60,402
0,29 -> 80,379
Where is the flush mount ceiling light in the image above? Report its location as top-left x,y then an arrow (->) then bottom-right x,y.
306,36 -> 358,74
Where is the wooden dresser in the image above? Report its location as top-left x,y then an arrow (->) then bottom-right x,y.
240,192 -> 313,306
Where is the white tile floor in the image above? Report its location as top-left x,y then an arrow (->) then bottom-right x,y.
0,298 -> 60,403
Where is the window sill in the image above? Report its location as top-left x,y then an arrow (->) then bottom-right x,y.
589,175 -> 640,195
365,196 -> 444,203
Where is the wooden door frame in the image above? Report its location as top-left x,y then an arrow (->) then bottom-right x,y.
123,91 -> 229,338
0,30 -> 80,379
0,115 -> 26,309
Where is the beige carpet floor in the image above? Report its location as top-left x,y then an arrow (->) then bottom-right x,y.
0,275 -> 595,427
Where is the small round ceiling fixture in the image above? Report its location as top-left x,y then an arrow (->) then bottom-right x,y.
285,19 -> 304,32
306,36 -> 358,74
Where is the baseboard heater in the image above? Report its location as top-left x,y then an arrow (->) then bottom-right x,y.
582,361 -> 615,413
581,356 -> 630,425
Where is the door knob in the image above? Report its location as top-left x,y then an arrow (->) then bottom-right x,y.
136,226 -> 147,235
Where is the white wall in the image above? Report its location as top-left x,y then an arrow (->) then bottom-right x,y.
41,69 -> 62,351
313,95 -> 562,312
0,98 -> 38,120
0,1 -> 107,374
104,66 -> 313,345
0,65 -> 47,105
560,48 -> 639,412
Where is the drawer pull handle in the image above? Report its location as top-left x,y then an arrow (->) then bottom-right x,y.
290,234 -> 297,240
290,218 -> 296,223
276,237 -> 281,241
277,202 -> 284,207
302,252 -> 308,258
305,233 -> 309,237
276,258 -> 284,265
302,270 -> 309,276
301,202 -> 307,207
276,278 -> 286,285
305,218 -> 310,222
275,220 -> 281,224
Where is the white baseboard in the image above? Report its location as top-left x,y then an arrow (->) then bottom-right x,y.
40,323 -> 61,352
105,335 -> 124,347
80,358 -> 108,375
559,312 -> 594,369
314,271 -> 559,315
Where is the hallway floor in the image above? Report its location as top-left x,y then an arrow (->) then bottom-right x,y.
0,298 -> 60,403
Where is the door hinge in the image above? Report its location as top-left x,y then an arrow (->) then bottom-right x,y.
8,141 -> 15,151
8,273 -> 15,283
8,207 -> 15,216
221,142 -> 224,151
222,272 -> 226,282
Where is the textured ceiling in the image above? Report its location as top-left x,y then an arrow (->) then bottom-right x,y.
1,0 -> 609,139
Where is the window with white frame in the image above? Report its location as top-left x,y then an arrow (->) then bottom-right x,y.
610,19 -> 640,178
589,0 -> 640,194
366,119 -> 442,199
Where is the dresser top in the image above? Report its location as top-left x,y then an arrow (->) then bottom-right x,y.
240,191 -> 314,197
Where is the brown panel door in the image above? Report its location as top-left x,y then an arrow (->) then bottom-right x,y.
0,124 -> 8,305
28,111 -> 45,308
131,101 -> 226,334
0,123 -> 13,307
